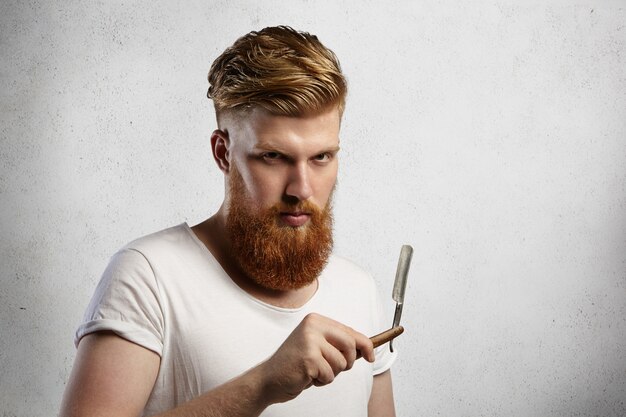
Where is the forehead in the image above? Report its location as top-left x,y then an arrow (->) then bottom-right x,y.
230,107 -> 341,153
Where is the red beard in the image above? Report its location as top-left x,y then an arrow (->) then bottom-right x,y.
225,166 -> 334,291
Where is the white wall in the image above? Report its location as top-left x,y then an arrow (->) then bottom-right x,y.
1,1 -> 625,416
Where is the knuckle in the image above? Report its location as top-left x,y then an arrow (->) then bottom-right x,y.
302,355 -> 316,370
344,352 -> 356,371
301,327 -> 315,343
347,338 -> 357,352
319,371 -> 335,385
337,357 -> 348,373
303,312 -> 321,324
302,355 -> 321,378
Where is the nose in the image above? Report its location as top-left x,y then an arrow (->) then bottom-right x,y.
285,163 -> 313,202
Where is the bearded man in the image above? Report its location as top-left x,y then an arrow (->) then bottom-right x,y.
60,26 -> 397,417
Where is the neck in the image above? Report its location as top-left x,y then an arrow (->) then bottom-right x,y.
191,209 -> 319,309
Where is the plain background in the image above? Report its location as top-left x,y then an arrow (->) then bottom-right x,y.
1,1 -> 625,416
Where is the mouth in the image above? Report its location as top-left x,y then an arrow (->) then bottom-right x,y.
279,211 -> 311,227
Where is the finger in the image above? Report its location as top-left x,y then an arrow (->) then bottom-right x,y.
356,327 -> 405,360
311,358 -> 335,386
318,315 -> 373,364
353,332 -> 375,363
323,329 -> 357,370
301,313 -> 373,364
320,341 -> 349,376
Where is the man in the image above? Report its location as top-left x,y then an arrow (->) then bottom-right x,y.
60,26 -> 396,417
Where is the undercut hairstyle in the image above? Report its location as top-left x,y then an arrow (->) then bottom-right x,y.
207,26 -> 347,119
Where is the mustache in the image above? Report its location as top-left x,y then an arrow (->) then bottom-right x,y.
271,197 -> 331,215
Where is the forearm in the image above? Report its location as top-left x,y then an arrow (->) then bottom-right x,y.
62,315 -> 374,417
153,313 -> 377,417
368,371 -> 396,417
61,333 -> 278,417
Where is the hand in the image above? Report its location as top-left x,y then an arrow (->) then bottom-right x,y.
258,313 -> 375,404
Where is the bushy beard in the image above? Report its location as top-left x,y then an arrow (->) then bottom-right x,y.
225,166 -> 334,291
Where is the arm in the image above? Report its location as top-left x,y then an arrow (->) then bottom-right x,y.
60,313 -> 376,417
59,331 -> 160,417
60,331 -> 274,417
368,370 -> 396,417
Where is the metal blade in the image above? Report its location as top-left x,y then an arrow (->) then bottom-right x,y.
392,245 -> 413,304
390,245 -> 413,352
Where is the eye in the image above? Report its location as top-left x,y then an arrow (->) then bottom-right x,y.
313,153 -> 332,163
262,152 -> 282,161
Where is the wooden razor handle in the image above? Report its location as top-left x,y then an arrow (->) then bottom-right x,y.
357,326 -> 404,359
371,326 -> 404,348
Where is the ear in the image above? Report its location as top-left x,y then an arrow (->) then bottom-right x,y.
211,129 -> 231,173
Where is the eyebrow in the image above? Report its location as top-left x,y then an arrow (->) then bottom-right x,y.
253,142 -> 341,155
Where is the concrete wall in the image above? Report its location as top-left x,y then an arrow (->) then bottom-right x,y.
1,1 -> 624,415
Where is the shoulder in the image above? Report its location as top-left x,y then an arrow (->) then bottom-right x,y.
114,223 -> 204,266
123,223 -> 192,253
100,224 -> 196,276
90,225 -> 196,316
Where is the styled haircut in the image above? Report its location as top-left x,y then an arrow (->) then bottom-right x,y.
207,26 -> 347,119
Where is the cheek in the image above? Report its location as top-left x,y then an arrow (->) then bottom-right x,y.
316,170 -> 338,204
234,161 -> 268,198
246,172 -> 286,207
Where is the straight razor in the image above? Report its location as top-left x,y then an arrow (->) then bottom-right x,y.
390,244 -> 413,351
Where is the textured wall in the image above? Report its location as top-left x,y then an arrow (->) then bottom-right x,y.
1,1 -> 625,416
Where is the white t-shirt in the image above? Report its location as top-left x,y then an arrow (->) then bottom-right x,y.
76,223 -> 396,416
